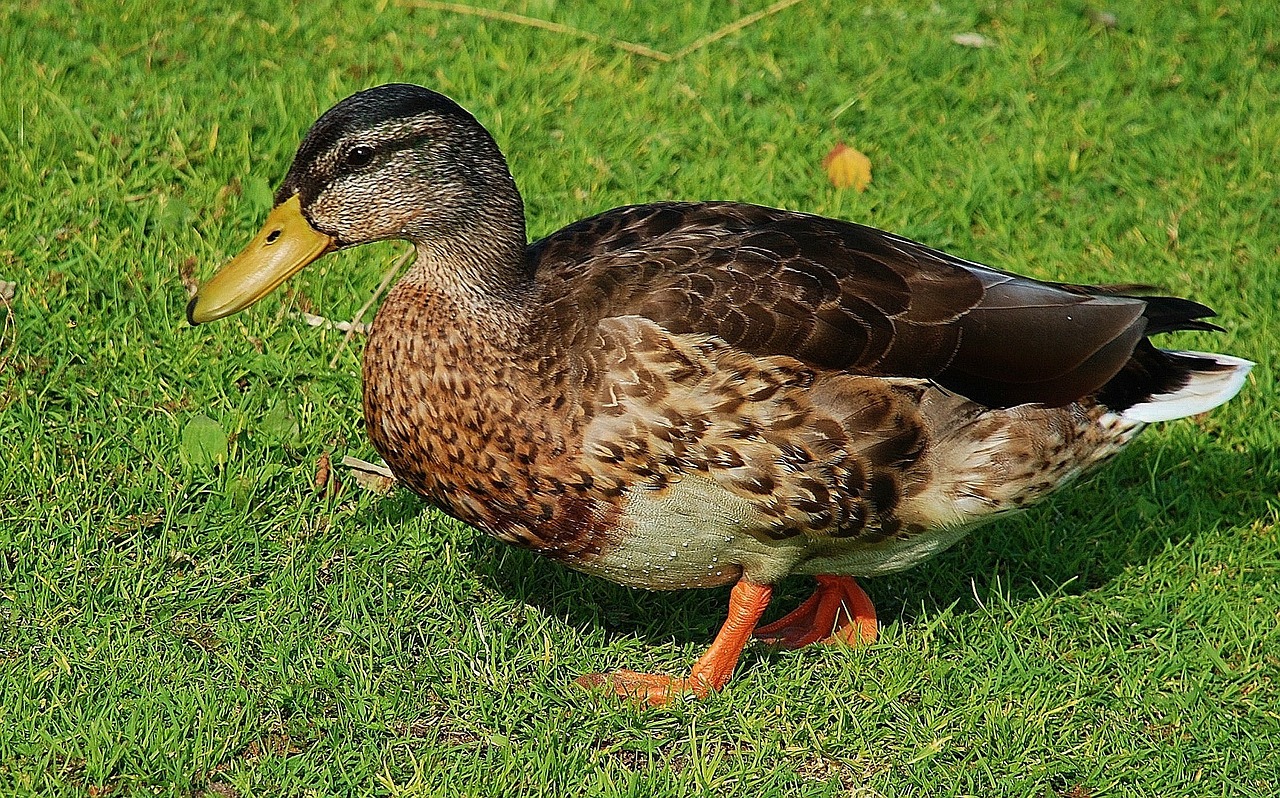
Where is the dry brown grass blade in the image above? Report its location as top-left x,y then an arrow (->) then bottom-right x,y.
401,1 -> 675,61
402,0 -> 806,62
0,280 -> 15,375
341,455 -> 399,495
326,248 -> 413,369
296,312 -> 371,334
670,0 -> 805,60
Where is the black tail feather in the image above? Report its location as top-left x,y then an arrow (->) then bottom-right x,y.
1127,294 -> 1223,335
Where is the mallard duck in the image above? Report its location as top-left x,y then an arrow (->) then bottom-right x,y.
189,84 -> 1251,705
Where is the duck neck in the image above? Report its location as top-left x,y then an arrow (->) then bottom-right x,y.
375,186 -> 542,357
399,177 -> 534,333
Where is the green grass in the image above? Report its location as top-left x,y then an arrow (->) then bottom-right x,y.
2,0 -> 1279,795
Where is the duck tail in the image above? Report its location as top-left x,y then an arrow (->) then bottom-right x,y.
1076,293 -> 1250,422
1111,348 -> 1253,423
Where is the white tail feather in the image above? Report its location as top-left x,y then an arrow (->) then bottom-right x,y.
1122,351 -> 1253,423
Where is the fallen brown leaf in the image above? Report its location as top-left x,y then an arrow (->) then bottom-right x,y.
823,143 -> 872,191
315,451 -> 343,499
180,257 -> 199,297
315,451 -> 332,492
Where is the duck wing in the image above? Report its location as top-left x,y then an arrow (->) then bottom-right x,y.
529,202 -> 1216,409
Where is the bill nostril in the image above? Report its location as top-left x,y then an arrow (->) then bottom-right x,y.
266,229 -> 281,244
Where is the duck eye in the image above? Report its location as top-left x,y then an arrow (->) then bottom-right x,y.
345,145 -> 376,168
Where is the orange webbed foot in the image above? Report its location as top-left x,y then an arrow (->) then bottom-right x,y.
576,580 -> 774,706
754,575 -> 877,649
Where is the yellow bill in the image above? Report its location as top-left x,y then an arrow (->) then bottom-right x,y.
187,194 -> 335,325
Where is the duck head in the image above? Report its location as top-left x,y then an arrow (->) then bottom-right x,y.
188,83 -> 524,325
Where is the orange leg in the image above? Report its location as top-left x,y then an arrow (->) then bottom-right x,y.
576,580 -> 774,706
754,575 -> 877,649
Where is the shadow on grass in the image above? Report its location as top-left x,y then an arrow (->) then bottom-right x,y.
406,435 -> 1271,648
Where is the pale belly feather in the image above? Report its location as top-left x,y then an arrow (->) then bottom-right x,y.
571,475 -> 990,590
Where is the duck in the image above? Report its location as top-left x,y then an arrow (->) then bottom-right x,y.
188,83 -> 1252,705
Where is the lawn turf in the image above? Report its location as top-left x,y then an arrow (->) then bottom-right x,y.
2,0 -> 1278,795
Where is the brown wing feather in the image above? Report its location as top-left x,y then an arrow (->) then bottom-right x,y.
528,202 -> 1173,408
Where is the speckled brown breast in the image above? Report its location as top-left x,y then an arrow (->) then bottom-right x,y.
362,278 -> 622,567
